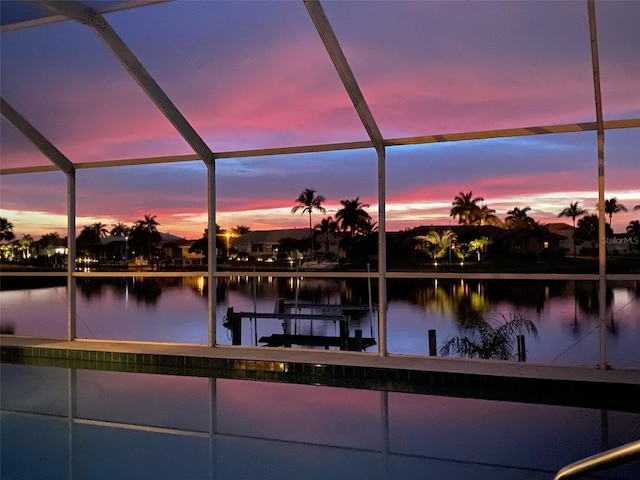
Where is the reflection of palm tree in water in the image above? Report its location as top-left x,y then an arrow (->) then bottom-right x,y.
574,281 -> 616,334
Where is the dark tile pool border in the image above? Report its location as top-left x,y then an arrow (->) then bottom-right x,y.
2,344 -> 639,413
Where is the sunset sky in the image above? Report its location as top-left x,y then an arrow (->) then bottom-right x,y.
1,0 -> 638,240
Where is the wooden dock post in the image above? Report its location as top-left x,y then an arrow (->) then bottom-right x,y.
226,307 -> 242,346
354,329 -> 363,351
517,334 -> 526,362
428,329 -> 437,356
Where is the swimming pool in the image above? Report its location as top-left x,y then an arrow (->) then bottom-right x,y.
1,360 -> 639,480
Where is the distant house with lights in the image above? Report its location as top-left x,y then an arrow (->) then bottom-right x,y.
232,228 -> 342,261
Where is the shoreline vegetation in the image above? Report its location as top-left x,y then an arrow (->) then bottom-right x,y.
2,254 -> 638,282
1,195 -> 638,281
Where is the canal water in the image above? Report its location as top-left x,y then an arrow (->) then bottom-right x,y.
1,362 -> 639,480
1,277 -> 638,368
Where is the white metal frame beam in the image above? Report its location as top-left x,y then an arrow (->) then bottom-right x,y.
587,0 -> 608,370
1,97 -> 74,174
0,0 -> 172,34
3,118 -> 637,176
304,0 -> 389,354
37,1 -> 215,166
0,97 -> 77,340
303,0 -> 384,153
36,0 -> 218,346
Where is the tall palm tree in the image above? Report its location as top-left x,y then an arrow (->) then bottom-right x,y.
505,206 -> 534,229
599,197 -> 628,228
558,201 -> 587,256
292,188 -> 326,253
449,191 -> 484,225
335,197 -> 371,238
314,216 -> 338,255
0,217 -> 15,242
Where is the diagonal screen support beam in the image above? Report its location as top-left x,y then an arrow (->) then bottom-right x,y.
303,0 -> 384,154
1,97 -> 77,340
304,0 -> 388,355
1,97 -> 74,174
37,1 -> 215,166
37,1 -> 218,347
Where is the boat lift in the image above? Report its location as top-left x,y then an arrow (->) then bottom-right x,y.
223,299 -> 376,351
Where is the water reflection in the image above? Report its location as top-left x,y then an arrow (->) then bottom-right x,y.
2,363 -> 639,480
2,277 -> 639,367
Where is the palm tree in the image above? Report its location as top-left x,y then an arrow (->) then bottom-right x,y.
558,201 -> 587,256
111,222 -> 130,237
91,222 -> 109,238
505,206 -> 534,229
627,220 -> 640,252
0,217 -> 15,242
575,214 -> 612,255
439,312 -> 538,360
17,234 -> 34,261
478,204 -> 502,227
77,225 -> 101,252
335,197 -> 371,238
449,191 -> 484,225
233,225 -> 251,235
315,216 -> 338,255
131,214 -> 161,258
469,236 -> 492,261
599,197 -> 628,228
421,230 -> 457,261
291,188 -> 326,253
358,217 -> 378,235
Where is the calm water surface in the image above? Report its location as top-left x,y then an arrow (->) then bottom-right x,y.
1,277 -> 639,368
2,363 -> 639,480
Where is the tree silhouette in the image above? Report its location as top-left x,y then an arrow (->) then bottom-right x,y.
575,214 -> 612,255
110,222 -> 130,237
335,197 -> 371,238
315,216 -> 338,255
291,188 -> 326,253
77,225 -> 101,252
449,191 -> 484,225
478,204 -> 502,227
439,312 -> 538,360
0,217 -> 15,242
131,214 -> 161,258
599,197 -> 627,229
558,201 -> 587,256
233,225 -> 251,235
627,220 -> 640,252
505,206 -> 535,229
92,222 -> 109,238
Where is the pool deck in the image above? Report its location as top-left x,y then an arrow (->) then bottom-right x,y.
3,336 -> 640,412
2,335 -> 638,385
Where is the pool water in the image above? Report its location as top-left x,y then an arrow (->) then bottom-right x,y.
1,362 -> 639,480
